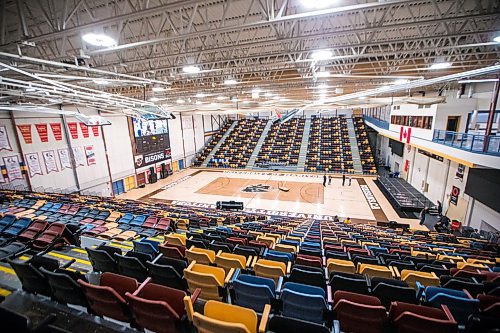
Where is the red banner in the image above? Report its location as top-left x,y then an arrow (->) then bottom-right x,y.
67,122 -> 79,140
17,124 -> 33,144
79,123 -> 89,138
50,123 -> 63,141
399,126 -> 412,144
35,124 -> 49,142
91,126 -> 99,137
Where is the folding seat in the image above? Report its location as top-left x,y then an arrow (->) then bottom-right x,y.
142,216 -> 158,229
32,222 -> 68,250
0,214 -> 17,232
388,301 -> 458,333
253,259 -> 287,284
288,265 -> 326,291
186,238 -> 209,249
130,215 -> 146,227
39,267 -> 89,309
113,229 -> 138,241
401,269 -> 439,289
263,314 -> 330,333
209,241 -> 233,254
86,245 -> 120,273
325,250 -> 350,261
165,233 -> 187,246
299,247 -> 322,258
184,297 -> 269,333
329,272 -> 369,294
234,244 -> 262,258
388,260 -> 416,272
147,255 -> 188,291
185,246 -> 216,265
115,251 -> 151,282
456,261 -> 488,271
106,211 -> 122,222
352,254 -> 380,266
370,277 -> 417,308
133,239 -> 159,256
0,241 -> 28,260
78,272 -> 138,323
96,210 -> 111,220
183,261 -> 232,300
2,217 -> 32,237
333,290 -> 387,333
17,220 -> 48,242
281,282 -> 328,324
125,281 -> 187,333
155,218 -> 172,231
425,286 -> 479,325
215,252 -> 247,273
295,254 -> 322,268
417,263 -> 449,277
441,277 -> 485,297
159,243 -> 186,260
358,263 -> 394,279
264,249 -> 293,265
232,274 -> 276,313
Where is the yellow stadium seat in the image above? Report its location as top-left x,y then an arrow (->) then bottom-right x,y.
456,262 -> 488,271
358,263 -> 394,279
273,244 -> 297,254
327,258 -> 356,275
401,270 -> 439,289
184,261 -> 233,301
253,259 -> 286,284
164,233 -> 187,246
215,252 -> 247,273
186,247 -> 216,265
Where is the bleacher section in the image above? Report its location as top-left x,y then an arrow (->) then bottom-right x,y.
255,118 -> 306,168
0,190 -> 499,333
207,118 -> 267,168
353,116 -> 378,174
193,122 -> 231,166
305,116 -> 354,173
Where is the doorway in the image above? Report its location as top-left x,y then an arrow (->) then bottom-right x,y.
446,116 -> 460,132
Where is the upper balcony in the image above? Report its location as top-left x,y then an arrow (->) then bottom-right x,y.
433,130 -> 500,156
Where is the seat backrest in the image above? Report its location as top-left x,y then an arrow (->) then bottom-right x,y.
388,301 -> 458,333
215,252 -> 246,273
39,267 -> 88,307
186,247 -> 216,265
358,263 -> 393,279
147,258 -> 187,290
371,282 -> 417,308
114,253 -> 148,282
282,282 -> 326,324
253,259 -> 286,284
289,266 -> 326,291
330,274 -> 369,294
267,315 -> 330,333
401,270 -> 439,289
159,244 -> 185,259
333,291 -> 387,333
233,274 -> 275,313
184,263 -> 225,300
8,259 -> 52,296
327,258 -> 355,275
86,246 -> 119,273
199,300 -> 258,333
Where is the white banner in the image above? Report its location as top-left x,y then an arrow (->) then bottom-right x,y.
85,145 -> 96,165
25,153 -> 43,177
0,126 -> 12,151
42,150 -> 58,173
72,146 -> 85,166
58,148 -> 72,169
3,155 -> 23,181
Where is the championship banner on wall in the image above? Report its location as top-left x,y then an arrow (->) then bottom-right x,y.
84,145 -> 96,165
3,155 -> 23,181
42,150 -> 58,173
79,123 -> 89,138
67,122 -> 79,139
25,153 -> 43,177
17,124 -> 33,144
50,123 -> 63,141
91,126 -> 99,137
58,148 -> 72,169
35,124 -> 49,142
72,146 -> 85,166
450,186 -> 460,206
0,126 -> 12,151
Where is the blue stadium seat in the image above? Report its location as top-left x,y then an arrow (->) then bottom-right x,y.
232,274 -> 276,312
281,282 -> 328,324
425,286 -> 479,325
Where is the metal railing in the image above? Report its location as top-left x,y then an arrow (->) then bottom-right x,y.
363,116 -> 390,130
433,130 -> 500,156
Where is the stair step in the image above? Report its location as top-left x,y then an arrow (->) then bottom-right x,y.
246,119 -> 274,169
296,118 -> 312,172
346,118 -> 364,174
201,120 -> 239,167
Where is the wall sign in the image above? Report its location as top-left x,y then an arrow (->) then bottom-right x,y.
0,126 -> 12,151
25,153 -> 43,177
72,146 -> 85,166
17,124 -> 33,144
456,164 -> 465,182
42,150 -> 58,173
450,186 -> 460,206
58,148 -> 72,169
50,123 -> 63,141
134,149 -> 171,169
79,123 -> 89,138
67,122 -> 79,139
3,155 -> 23,181
418,149 -> 444,162
35,124 -> 49,142
85,145 -> 96,165
91,126 -> 99,137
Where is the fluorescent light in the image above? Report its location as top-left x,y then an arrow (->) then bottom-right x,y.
251,88 -> 260,99
494,35 -> 500,43
152,86 -> 166,92
230,96 -> 239,102
316,83 -> 329,89
216,96 -> 226,100
149,97 -> 160,102
429,62 -> 452,70
195,92 -> 206,98
311,50 -> 332,61
359,96 -> 367,100
93,79 -> 110,85
316,71 -> 330,78
393,79 -> 409,85
25,87 -> 37,92
224,79 -> 238,85
335,88 -> 343,94
458,79 -> 499,84
265,92 -> 273,98
176,99 -> 185,104
195,100 -> 203,105
183,65 -> 200,74
82,33 -> 116,47
302,0 -> 338,8
380,85 -> 391,90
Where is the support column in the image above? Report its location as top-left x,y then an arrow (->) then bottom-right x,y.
98,111 -> 114,197
484,78 -> 499,151
61,114 -> 81,192
9,111 -> 32,191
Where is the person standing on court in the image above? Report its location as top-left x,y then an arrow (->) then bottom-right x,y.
323,173 -> 327,187
342,173 -> 346,186
328,175 -> 332,185
348,175 -> 352,186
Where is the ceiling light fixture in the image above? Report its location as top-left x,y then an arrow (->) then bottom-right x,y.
316,71 -> 331,78
152,85 -> 166,92
252,88 -> 260,99
93,79 -> 110,85
429,62 -> 452,70
493,35 -> 500,43
457,78 -> 500,84
302,0 -> 338,9
182,65 -> 201,74
224,79 -> 238,85
216,96 -> 226,100
82,33 -> 117,47
176,99 -> 185,104
393,79 -> 410,85
195,92 -> 206,98
311,50 -> 333,61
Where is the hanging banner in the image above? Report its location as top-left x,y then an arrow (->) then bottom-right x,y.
84,145 -> 96,165
79,123 -> 89,138
67,122 -> 79,139
72,146 -> 85,166
3,155 -> 23,181
42,150 -> 58,174
17,124 -> 33,144
0,126 -> 12,151
35,124 -> 49,142
50,123 -> 63,141
25,152 -> 43,177
58,148 -> 72,169
450,186 -> 460,206
91,126 -> 99,137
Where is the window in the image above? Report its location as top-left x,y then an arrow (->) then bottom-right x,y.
390,115 -> 433,129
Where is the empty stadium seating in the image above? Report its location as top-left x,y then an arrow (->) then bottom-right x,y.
193,122 -> 232,166
353,116 -> 378,174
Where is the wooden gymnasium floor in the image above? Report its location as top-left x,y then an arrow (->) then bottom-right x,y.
118,169 -> 428,229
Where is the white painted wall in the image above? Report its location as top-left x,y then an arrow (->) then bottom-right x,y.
467,200 -> 500,232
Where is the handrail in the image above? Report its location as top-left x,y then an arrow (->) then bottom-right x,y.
433,130 -> 500,156
363,116 -> 390,130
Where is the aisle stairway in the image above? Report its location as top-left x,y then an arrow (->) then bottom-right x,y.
246,119 -> 273,169
296,118 -> 312,172
346,118 -> 364,174
200,120 -> 238,167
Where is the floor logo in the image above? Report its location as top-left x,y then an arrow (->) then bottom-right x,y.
242,184 -> 272,193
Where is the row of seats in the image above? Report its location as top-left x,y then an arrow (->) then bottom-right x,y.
255,118 -> 305,166
353,116 -> 377,174
193,121 -> 231,166
305,116 -> 355,173
208,118 -> 267,168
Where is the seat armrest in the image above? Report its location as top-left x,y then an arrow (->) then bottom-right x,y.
251,256 -> 258,268
133,277 -> 152,296
441,304 -> 457,323
217,250 -> 222,256
61,258 -> 76,269
258,304 -> 271,333
225,268 -> 235,284
231,268 -> 241,283
191,287 -> 202,302
186,260 -> 196,270
416,281 -> 425,300
246,256 -> 253,268
462,289 -> 473,299
327,285 -> 333,305
392,266 -> 401,278
276,276 -> 284,294
286,261 -> 291,275
152,253 -> 163,264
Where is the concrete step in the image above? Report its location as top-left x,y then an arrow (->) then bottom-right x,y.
246,119 -> 274,169
346,118 -> 364,174
296,118 -> 312,172
201,120 -> 238,167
